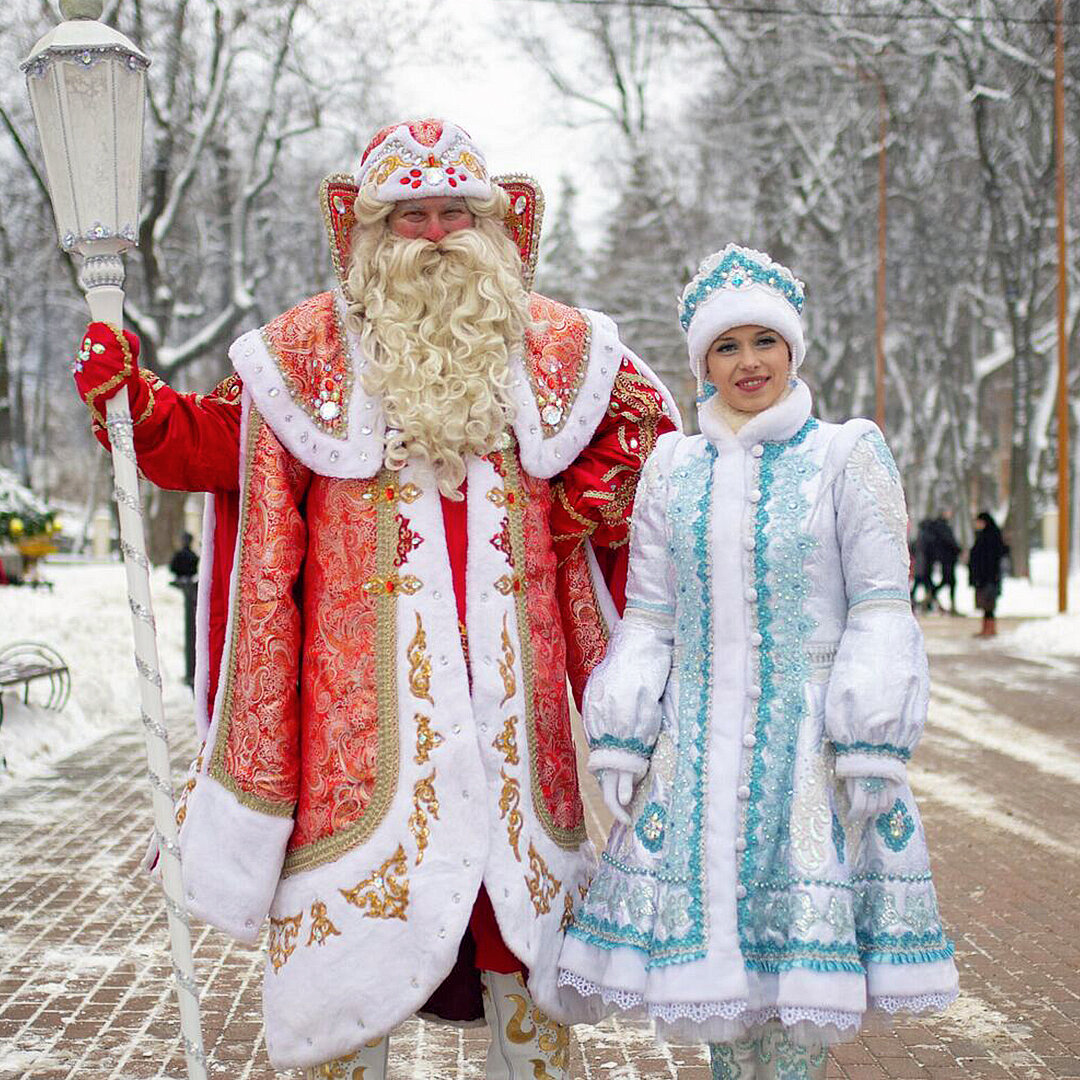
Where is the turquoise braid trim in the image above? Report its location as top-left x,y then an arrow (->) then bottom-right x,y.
588,734 -> 653,757
832,740 -> 912,762
625,598 -> 676,615
680,248 -> 805,331
739,418 -> 823,973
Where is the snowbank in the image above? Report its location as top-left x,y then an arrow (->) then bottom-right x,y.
0,560 -> 190,786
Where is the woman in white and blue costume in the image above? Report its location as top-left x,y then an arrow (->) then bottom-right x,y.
557,244 -> 958,1078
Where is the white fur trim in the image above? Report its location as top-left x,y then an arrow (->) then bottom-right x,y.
687,283 -> 806,380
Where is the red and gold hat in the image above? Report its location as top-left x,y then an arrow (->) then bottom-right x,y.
355,118 -> 491,202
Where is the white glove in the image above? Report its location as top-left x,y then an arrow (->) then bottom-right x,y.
598,769 -> 636,826
844,776 -> 904,824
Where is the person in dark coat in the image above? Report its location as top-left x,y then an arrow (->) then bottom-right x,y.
930,512 -> 962,614
910,517 -> 938,612
968,511 -> 1008,637
168,531 -> 199,580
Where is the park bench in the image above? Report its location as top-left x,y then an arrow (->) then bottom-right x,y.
0,642 -> 71,766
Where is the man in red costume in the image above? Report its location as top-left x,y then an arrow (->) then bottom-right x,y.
74,119 -> 677,1078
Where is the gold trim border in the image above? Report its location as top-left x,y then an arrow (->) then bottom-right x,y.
502,442 -> 588,850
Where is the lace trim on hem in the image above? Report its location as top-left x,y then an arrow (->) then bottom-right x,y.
871,990 -> 958,1015
558,970 -> 863,1030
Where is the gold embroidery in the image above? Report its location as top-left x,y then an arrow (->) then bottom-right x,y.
340,845 -> 410,920
360,481 -> 421,505
525,841 -> 561,916
495,573 -> 524,596
414,713 -> 444,764
406,612 -> 435,705
559,892 -> 575,933
268,912 -> 303,972
493,715 -> 520,766
499,769 -> 523,860
307,1049 -> 377,1079
307,900 -> 341,947
504,980 -> 570,1074
501,443 -> 588,849
84,323 -> 134,427
487,485 -> 529,511
362,572 -> 422,596
409,770 -> 439,866
498,613 -> 517,708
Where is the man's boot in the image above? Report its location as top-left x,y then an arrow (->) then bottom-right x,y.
975,616 -> 990,638
481,971 -> 570,1079
986,615 -> 997,637
306,1036 -> 389,1079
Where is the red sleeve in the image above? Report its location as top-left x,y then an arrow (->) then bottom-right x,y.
91,372 -> 243,493
550,355 -> 677,613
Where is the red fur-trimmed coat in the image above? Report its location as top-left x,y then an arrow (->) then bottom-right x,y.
93,290 -> 677,1069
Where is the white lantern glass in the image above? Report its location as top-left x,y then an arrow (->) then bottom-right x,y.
23,22 -> 148,256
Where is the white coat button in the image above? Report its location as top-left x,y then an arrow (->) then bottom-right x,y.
452,724 -> 462,735
749,489 -> 762,502
736,884 -> 748,899
737,785 -> 751,800
743,537 -> 755,551
745,588 -> 757,603
751,444 -> 764,457
735,837 -> 747,852
751,632 -> 763,646
748,684 -> 762,699
743,733 -> 756,748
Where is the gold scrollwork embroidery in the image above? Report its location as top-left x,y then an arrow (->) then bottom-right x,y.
493,715 -> 520,766
504,978 -> 570,1074
487,485 -> 528,511
494,574 -> 524,596
340,845 -> 410,920
499,769 -> 523,860
498,613 -> 517,707
525,841 -> 562,916
414,713 -> 444,764
559,891 -> 576,933
361,480 -> 421,505
409,771 -> 440,866
268,911 -> 303,972
307,900 -> 341,947
406,612 -> 434,705
362,572 -> 422,596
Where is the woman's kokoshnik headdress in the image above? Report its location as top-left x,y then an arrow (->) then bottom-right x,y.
679,244 -> 807,395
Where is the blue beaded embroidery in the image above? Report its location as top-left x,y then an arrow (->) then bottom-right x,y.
568,442 -> 716,966
635,802 -> 667,853
680,248 -> 805,331
876,799 -> 916,852
587,733 -> 654,757
832,740 -> 912,762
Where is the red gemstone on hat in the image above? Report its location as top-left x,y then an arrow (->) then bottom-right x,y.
411,180 -> 421,188
410,169 -> 421,177
447,167 -> 456,175
399,177 -> 410,185
449,179 -> 457,187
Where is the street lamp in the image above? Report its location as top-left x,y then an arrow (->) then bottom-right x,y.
21,4 -> 207,1078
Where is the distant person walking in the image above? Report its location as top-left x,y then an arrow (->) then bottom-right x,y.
910,517 -> 938,612
930,512 -> 961,615
969,511 -> 1008,637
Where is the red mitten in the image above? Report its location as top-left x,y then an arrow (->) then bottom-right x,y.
73,322 -> 149,426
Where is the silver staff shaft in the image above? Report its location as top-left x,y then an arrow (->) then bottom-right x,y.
90,282 -> 208,1080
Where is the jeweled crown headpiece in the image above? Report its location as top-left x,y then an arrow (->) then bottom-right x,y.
679,244 -> 807,386
355,118 -> 491,203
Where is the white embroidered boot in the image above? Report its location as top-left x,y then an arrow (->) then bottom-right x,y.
710,1024 -> 827,1080
481,970 -> 570,1079
305,1036 -> 390,1079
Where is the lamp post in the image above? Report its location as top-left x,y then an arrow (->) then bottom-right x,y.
22,4 -> 207,1078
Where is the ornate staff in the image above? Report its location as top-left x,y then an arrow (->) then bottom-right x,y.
21,4 -> 207,1077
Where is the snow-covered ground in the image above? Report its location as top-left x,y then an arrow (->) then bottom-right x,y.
1,551 -> 1076,785
0,559 -> 189,787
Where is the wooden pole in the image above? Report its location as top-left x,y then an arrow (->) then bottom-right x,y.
1055,0 -> 1070,613
875,78 -> 888,433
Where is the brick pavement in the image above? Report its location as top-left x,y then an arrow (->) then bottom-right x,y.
1,613 -> 1078,1078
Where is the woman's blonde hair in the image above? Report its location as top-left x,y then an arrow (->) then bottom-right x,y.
343,186 -> 532,498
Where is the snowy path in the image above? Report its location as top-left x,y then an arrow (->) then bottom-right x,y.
1,565 -> 1078,1078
